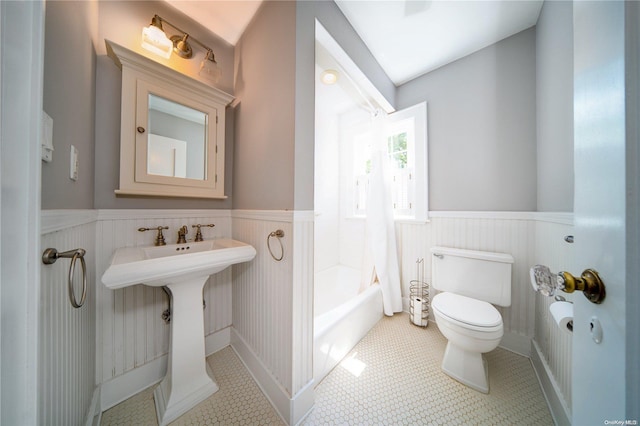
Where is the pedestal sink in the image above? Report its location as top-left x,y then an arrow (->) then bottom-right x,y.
102,239 -> 256,425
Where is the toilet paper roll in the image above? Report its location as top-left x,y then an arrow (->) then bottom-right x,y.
549,301 -> 573,333
412,297 -> 423,325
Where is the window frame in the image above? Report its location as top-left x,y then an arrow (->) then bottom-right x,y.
345,102 -> 428,222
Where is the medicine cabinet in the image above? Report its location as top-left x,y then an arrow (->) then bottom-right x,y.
106,40 -> 234,199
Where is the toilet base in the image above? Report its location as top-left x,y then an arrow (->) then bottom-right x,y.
441,341 -> 489,393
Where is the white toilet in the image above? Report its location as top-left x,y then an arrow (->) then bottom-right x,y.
430,246 -> 514,393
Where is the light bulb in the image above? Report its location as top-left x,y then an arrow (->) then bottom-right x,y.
141,18 -> 172,59
199,51 -> 221,83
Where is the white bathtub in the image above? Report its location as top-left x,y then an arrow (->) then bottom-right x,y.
313,265 -> 383,384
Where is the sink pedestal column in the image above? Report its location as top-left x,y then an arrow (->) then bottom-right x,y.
154,277 -> 218,425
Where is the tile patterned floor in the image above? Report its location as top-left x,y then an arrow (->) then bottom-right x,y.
102,313 -> 553,425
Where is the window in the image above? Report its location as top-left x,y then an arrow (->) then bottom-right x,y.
350,102 -> 427,221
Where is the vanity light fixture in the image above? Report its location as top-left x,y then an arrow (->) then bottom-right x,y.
141,15 -> 172,59
141,14 -> 221,83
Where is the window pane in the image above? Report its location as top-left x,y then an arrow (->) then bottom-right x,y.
388,132 -> 408,169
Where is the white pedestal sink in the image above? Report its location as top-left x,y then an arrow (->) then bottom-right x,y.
102,239 -> 256,425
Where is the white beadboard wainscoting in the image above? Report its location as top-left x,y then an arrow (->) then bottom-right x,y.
95,210 -> 233,411
41,211 -> 98,426
397,211 -> 573,425
399,212 -> 535,354
38,209 -> 573,426
231,210 -> 315,425
532,217 -> 576,425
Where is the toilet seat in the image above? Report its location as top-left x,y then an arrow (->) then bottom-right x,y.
432,292 -> 502,332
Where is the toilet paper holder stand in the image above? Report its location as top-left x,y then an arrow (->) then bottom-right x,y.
530,265 -> 606,304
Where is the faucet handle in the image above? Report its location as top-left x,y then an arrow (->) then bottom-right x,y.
192,224 -> 215,242
138,226 -> 168,246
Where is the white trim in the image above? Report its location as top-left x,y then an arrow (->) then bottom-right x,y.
532,212 -> 574,225
230,326 -> 316,426
231,209 -> 294,222
99,328 -> 230,412
499,331 -> 532,358
531,340 -> 571,426
97,209 -> 231,221
0,2 -> 44,424
430,211 -> 537,220
429,211 -> 574,225
293,210 -> 315,222
100,354 -> 165,411
230,328 -> 290,424
291,380 -> 315,426
205,327 -> 230,356
315,21 -> 394,114
41,210 -> 98,234
85,387 -> 102,426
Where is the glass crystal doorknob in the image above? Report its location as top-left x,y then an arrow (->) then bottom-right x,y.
529,264 -> 559,296
530,264 -> 606,304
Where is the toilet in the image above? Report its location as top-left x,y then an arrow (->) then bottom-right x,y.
430,246 -> 514,393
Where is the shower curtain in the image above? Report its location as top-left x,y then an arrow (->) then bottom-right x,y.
361,112 -> 403,316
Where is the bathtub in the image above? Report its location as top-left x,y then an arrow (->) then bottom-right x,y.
313,265 -> 383,384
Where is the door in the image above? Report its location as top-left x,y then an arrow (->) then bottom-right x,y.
0,1 -> 44,424
572,1 -> 634,423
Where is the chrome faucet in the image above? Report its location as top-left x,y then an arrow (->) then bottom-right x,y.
177,225 -> 188,244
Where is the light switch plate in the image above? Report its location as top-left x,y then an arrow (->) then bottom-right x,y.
42,111 -> 54,162
70,145 -> 78,181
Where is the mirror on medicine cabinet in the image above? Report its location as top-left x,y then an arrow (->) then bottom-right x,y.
106,40 -> 234,199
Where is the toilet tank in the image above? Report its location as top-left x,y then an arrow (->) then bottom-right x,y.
431,247 -> 514,307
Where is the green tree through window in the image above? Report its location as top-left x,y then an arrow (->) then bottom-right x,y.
388,132 -> 408,169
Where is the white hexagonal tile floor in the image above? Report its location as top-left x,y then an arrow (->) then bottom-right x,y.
102,313 -> 553,425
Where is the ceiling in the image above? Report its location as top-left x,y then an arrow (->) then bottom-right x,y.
165,0 -> 263,46
165,0 -> 544,86
335,0 -> 544,85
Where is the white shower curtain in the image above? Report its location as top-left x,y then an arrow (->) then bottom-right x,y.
361,112 -> 403,316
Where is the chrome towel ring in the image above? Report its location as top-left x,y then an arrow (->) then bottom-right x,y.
267,229 -> 285,261
42,248 -> 87,308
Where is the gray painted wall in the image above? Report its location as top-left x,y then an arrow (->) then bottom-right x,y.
42,1 -> 97,209
232,0 -> 395,211
536,0 -> 574,212
232,1 -> 297,210
396,28 -> 537,211
93,0 -> 235,209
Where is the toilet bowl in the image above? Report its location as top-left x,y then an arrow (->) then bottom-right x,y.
432,292 -> 503,393
430,247 -> 513,394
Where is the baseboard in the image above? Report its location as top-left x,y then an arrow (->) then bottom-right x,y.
291,380 -> 316,426
531,340 -> 571,425
499,331 -> 531,357
85,386 -> 102,426
100,354 -> 166,411
205,327 -> 231,355
230,327 -> 315,425
99,328 -> 231,412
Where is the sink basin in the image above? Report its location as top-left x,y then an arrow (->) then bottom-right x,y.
102,238 -> 256,289
101,238 -> 256,426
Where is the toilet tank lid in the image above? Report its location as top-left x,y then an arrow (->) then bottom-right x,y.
431,246 -> 514,264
